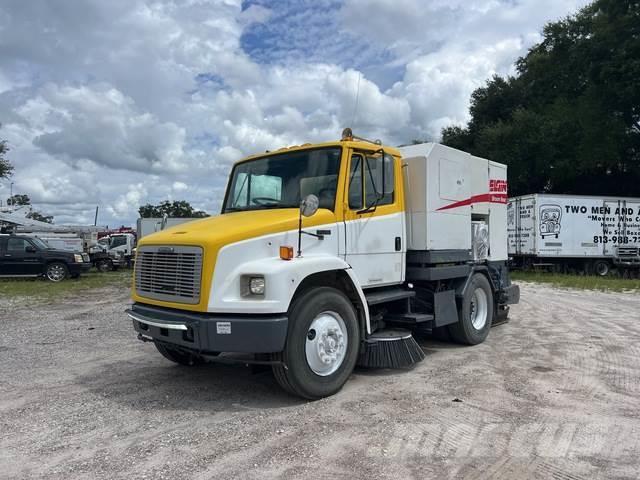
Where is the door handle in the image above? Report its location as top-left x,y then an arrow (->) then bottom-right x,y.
395,237 -> 401,251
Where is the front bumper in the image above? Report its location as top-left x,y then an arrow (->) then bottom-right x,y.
127,303 -> 288,354
69,262 -> 92,274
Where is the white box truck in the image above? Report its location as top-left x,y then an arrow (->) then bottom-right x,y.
126,130 -> 519,399
508,194 -> 640,276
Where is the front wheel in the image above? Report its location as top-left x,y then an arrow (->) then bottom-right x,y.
448,273 -> 494,345
46,262 -> 68,282
272,287 -> 360,399
96,259 -> 112,272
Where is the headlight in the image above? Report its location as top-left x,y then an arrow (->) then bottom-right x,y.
241,275 -> 265,297
74,254 -> 83,263
250,277 -> 265,295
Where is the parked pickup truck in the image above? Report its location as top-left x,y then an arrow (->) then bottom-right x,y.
0,234 -> 92,281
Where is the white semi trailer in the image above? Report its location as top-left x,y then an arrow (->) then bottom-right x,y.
508,194 -> 640,276
127,131 -> 520,399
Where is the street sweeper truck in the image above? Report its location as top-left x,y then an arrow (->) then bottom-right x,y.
127,129 -> 519,399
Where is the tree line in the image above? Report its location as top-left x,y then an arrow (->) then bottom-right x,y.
441,0 -> 639,197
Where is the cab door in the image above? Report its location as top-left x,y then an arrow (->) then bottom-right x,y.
0,237 -> 7,275
343,150 -> 405,288
3,237 -> 44,275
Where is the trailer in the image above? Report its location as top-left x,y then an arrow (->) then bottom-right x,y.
126,130 -> 519,399
508,194 -> 640,276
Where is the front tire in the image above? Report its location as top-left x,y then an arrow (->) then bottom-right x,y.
272,287 -> 360,399
96,259 -> 112,272
46,262 -> 68,282
448,273 -> 494,345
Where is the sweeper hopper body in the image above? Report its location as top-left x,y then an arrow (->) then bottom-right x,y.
127,131 -> 519,399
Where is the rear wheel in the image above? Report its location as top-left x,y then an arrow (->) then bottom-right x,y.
46,262 -> 68,282
272,287 -> 360,399
154,342 -> 204,366
593,260 -> 610,277
448,273 -> 494,345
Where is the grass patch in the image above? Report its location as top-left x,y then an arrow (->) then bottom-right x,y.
511,271 -> 640,292
0,269 -> 132,303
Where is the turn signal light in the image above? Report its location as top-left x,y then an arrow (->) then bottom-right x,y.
280,246 -> 294,260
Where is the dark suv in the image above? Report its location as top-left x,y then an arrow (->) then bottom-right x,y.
0,234 -> 92,282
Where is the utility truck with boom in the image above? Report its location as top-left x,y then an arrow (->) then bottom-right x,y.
127,130 -> 519,399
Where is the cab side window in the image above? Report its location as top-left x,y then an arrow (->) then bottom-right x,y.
348,153 -> 395,210
7,238 -> 29,253
111,236 -> 127,248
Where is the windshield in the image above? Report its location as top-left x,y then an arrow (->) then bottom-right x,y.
30,238 -> 50,249
223,147 -> 341,213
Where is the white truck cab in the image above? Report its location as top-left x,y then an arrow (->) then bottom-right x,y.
127,131 -> 519,399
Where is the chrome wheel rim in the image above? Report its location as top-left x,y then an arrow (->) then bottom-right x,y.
47,264 -> 66,282
305,311 -> 347,376
470,288 -> 488,330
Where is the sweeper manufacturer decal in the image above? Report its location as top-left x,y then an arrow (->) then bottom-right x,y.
437,180 -> 508,211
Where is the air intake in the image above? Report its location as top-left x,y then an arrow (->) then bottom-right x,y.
135,245 -> 203,304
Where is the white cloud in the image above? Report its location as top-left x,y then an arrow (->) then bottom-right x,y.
0,0 -> 591,226
23,83 -> 189,173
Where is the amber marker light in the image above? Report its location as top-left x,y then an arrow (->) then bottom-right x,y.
280,246 -> 294,260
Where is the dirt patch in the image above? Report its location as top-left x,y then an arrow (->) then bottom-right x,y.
1,282 -> 639,479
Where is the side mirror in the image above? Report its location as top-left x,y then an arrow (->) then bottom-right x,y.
25,245 -> 37,253
300,194 -> 319,217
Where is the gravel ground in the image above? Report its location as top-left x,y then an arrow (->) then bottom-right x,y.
1,282 -> 640,479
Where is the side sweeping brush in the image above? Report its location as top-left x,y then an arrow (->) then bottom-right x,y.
357,329 -> 425,369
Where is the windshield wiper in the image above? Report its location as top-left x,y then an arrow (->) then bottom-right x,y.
258,203 -> 298,209
224,204 -> 298,213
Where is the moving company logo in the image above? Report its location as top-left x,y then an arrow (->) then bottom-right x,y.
437,179 -> 508,211
539,204 -> 562,238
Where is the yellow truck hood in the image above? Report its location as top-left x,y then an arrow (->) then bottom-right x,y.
133,208 -> 337,311
138,208 -> 337,248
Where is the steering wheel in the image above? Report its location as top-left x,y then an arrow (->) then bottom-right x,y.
251,197 -> 281,205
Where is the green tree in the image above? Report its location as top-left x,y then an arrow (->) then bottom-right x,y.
0,136 -> 12,180
6,193 -> 54,223
26,211 -> 54,224
138,200 -> 209,218
441,0 -> 640,197
7,194 -> 30,206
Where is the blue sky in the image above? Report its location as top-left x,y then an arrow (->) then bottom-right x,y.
0,0 -> 591,226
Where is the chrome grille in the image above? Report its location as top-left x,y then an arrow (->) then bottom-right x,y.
617,246 -> 639,258
135,245 -> 203,304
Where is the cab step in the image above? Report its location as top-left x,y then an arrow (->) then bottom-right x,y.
365,288 -> 415,306
383,312 -> 434,325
